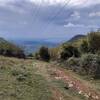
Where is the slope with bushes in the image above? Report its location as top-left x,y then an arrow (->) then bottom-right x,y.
36,31 -> 100,80
0,37 -> 25,58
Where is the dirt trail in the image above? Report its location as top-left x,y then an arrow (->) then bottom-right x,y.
33,61 -> 100,100
52,68 -> 100,100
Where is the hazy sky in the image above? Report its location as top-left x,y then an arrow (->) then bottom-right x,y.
0,0 -> 100,41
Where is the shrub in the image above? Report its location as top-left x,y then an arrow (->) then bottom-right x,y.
88,32 -> 100,53
79,40 -> 89,53
16,74 -> 27,82
79,54 -> 100,79
12,69 -> 31,82
67,57 -> 79,67
38,46 -> 50,61
0,45 -> 25,58
49,47 -> 59,60
58,45 -> 80,60
34,52 -> 39,59
66,57 -> 80,71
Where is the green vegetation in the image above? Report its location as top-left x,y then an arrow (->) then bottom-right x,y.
79,40 -> 89,53
58,45 -> 80,60
0,31 -> 100,100
79,54 -> 100,79
0,56 -> 52,100
0,37 -> 25,58
44,31 -> 100,79
88,32 -> 100,53
35,46 -> 50,61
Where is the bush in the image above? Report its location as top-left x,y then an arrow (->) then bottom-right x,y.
58,45 -> 80,60
0,44 -> 25,58
34,52 -> 39,59
88,32 -> 100,53
79,54 -> 100,79
38,46 -> 50,61
66,57 -> 80,71
79,40 -> 89,53
49,47 -> 59,60
67,57 -> 79,66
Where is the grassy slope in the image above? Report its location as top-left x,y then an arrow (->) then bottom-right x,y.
32,61 -> 88,100
0,56 -> 99,100
0,56 -> 52,100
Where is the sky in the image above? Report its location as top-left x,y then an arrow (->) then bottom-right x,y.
0,0 -> 100,42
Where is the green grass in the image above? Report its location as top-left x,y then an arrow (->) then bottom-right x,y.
0,56 -> 99,100
0,56 -> 52,100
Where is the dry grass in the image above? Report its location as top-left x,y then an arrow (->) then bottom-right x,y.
0,56 -> 52,100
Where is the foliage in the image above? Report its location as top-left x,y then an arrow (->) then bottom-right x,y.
67,57 -> 79,67
49,47 -> 60,60
79,39 -> 89,53
34,52 -> 40,59
58,45 -> 80,60
88,32 -> 100,53
79,54 -> 100,79
38,46 -> 50,61
0,38 -> 25,58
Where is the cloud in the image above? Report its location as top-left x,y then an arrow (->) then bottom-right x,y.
64,22 -> 84,27
29,0 -> 100,7
0,0 -> 14,6
89,11 -> 100,17
0,0 -> 33,14
0,0 -> 96,7
0,0 -> 99,39
64,22 -> 99,28
71,11 -> 80,19
0,0 -> 100,7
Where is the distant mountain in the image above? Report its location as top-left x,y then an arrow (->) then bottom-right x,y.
68,35 -> 86,42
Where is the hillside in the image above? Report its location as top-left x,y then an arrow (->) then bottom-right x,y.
0,37 -> 19,50
0,32 -> 100,100
68,35 -> 86,42
0,37 -> 25,58
0,56 -> 100,100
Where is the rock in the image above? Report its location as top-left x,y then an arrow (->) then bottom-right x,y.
92,95 -> 99,100
78,91 -> 83,94
68,83 -> 73,88
55,77 -> 62,80
84,93 -> 89,98
95,95 -> 99,100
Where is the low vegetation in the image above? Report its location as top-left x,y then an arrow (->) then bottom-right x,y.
35,46 -> 50,61
0,31 -> 100,100
0,37 -> 25,58
35,31 -> 100,79
0,57 -> 52,100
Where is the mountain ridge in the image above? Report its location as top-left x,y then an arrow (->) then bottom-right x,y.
68,34 -> 86,42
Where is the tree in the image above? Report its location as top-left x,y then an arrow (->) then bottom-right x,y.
38,46 -> 50,61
